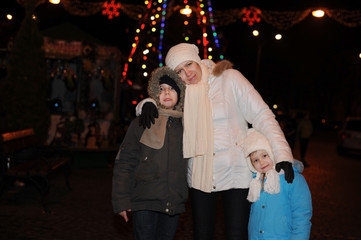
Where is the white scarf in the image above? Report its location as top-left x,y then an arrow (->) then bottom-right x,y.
247,168 -> 281,202
183,62 -> 214,192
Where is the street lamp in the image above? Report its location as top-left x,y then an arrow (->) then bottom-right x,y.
49,0 -> 61,4
312,9 -> 325,18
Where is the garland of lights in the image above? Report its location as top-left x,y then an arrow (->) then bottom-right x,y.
212,8 -> 245,27
326,9 -> 361,27
180,0 -> 193,43
261,9 -> 311,30
158,0 -> 168,67
61,0 -> 104,16
121,0 -> 153,83
206,0 -> 223,60
17,1 -> 361,29
216,7 -> 361,29
197,1 -> 208,59
107,3 -> 361,29
118,3 -> 147,20
111,3 -> 361,29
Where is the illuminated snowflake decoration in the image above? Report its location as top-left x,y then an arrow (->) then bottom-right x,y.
241,6 -> 261,26
102,0 -> 121,19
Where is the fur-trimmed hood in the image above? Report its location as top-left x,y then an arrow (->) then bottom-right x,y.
147,66 -> 185,112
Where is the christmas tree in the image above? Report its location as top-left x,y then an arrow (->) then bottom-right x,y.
0,0 -> 50,143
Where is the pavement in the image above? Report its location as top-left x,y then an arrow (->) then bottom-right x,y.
0,130 -> 360,240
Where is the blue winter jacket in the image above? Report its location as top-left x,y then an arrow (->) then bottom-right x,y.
248,168 -> 312,240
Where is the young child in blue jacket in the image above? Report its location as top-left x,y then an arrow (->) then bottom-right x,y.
243,128 -> 312,240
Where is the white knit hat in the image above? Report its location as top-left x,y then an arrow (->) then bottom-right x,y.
243,128 -> 280,202
243,128 -> 275,173
165,43 -> 202,70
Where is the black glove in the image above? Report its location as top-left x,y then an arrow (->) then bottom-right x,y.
276,161 -> 294,184
139,102 -> 159,129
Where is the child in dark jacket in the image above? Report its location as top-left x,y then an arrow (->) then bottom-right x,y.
243,128 -> 312,240
112,66 -> 187,240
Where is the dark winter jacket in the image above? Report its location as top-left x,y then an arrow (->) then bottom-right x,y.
112,66 -> 187,215
112,117 -> 187,215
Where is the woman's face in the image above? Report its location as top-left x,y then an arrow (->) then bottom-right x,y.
174,61 -> 202,85
159,83 -> 178,109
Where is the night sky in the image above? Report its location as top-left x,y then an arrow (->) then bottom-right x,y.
1,0 -> 361,122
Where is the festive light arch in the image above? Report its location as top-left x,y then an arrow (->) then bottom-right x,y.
16,0 -> 361,85
17,0 -> 361,29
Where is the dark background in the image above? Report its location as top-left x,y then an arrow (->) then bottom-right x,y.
1,0 -> 361,123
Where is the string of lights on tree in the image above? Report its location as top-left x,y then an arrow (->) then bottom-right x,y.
98,0 -> 224,86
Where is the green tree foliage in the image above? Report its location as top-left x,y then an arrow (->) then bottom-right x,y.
0,0 -> 49,143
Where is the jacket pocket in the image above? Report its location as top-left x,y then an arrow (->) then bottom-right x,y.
134,154 -> 158,183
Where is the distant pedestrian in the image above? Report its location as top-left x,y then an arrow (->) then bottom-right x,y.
112,66 -> 188,240
297,112 -> 313,167
243,128 -> 312,240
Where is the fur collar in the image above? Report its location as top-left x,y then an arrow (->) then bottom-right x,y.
212,60 -> 234,76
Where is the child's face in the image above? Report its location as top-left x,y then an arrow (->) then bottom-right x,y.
249,150 -> 274,173
159,83 -> 178,109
